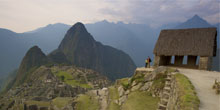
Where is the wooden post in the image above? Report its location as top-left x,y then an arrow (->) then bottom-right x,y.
174,56 -> 184,66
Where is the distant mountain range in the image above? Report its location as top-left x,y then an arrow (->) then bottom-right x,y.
0,15 -> 219,77
1,22 -> 136,92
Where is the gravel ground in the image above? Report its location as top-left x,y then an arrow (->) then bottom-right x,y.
178,68 -> 220,110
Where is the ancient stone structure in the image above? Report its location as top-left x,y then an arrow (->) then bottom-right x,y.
157,73 -> 173,110
213,79 -> 220,94
153,28 -> 217,70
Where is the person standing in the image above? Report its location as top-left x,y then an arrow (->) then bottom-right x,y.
147,56 -> 152,68
145,59 -> 148,68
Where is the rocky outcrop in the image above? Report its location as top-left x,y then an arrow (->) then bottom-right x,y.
213,79 -> 220,94
114,67 -> 169,106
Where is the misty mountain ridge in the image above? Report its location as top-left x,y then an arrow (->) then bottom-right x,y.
0,14 -> 219,77
49,22 -> 136,80
1,22 -> 136,93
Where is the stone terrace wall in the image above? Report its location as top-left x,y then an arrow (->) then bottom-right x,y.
166,74 -> 181,110
158,72 -> 199,110
157,72 -> 181,110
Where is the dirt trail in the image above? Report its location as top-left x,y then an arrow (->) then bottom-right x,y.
90,88 -> 109,110
98,88 -> 109,110
178,69 -> 220,110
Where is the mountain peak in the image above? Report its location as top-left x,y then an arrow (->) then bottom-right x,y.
189,14 -> 205,22
74,22 -> 84,27
58,22 -> 95,52
25,46 -> 47,59
67,22 -> 87,34
14,46 -> 48,86
28,45 -> 41,52
192,14 -> 200,19
54,22 -> 136,80
73,22 -> 86,29
175,14 -> 212,29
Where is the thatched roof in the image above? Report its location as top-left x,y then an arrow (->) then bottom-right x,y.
153,28 -> 217,57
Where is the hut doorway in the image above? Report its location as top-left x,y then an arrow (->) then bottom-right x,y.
174,56 -> 184,66
187,56 -> 197,66
156,55 -> 199,69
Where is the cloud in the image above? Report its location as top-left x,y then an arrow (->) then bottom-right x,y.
0,0 -> 219,32
100,0 -> 220,27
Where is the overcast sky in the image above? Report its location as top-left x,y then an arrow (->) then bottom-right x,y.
0,0 -> 219,32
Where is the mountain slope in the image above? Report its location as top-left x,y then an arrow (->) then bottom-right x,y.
50,22 -> 136,80
14,46 -> 49,87
0,29 -> 29,76
0,23 -> 70,76
86,21 -> 157,67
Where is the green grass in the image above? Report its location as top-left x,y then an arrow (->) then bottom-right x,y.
175,73 -> 200,110
52,97 -> 73,109
25,100 -> 50,107
131,73 -> 145,84
54,71 -> 92,88
75,94 -> 99,110
151,72 -> 167,91
118,78 -> 130,90
107,86 -> 120,110
121,91 -> 159,110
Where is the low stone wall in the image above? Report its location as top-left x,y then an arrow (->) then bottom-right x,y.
157,72 -> 174,110
166,73 -> 180,110
158,72 -> 199,110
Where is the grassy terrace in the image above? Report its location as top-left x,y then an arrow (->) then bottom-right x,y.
175,73 -> 200,110
52,97 -> 73,109
75,94 -> 99,110
107,86 -> 120,110
53,71 -> 92,88
121,91 -> 159,110
25,100 -> 50,107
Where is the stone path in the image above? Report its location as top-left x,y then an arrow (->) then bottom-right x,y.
179,69 -> 220,110
90,88 -> 109,110
98,88 -> 109,110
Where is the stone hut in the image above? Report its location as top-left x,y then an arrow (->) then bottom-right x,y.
153,28 -> 217,70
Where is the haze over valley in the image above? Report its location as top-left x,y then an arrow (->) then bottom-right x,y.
0,0 -> 219,110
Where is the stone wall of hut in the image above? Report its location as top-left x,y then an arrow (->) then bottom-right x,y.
199,57 -> 213,70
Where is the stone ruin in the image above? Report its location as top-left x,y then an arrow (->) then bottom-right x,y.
212,79 -> 220,94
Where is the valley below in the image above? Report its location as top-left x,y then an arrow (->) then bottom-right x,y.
1,66 -> 216,110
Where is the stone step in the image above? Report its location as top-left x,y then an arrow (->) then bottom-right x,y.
165,80 -> 171,83
164,86 -> 171,90
160,99 -> 168,105
164,87 -> 171,93
158,103 -> 167,110
166,77 -> 172,81
167,74 -> 172,77
163,88 -> 171,93
165,82 -> 171,86
162,92 -> 170,99
163,91 -> 170,95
